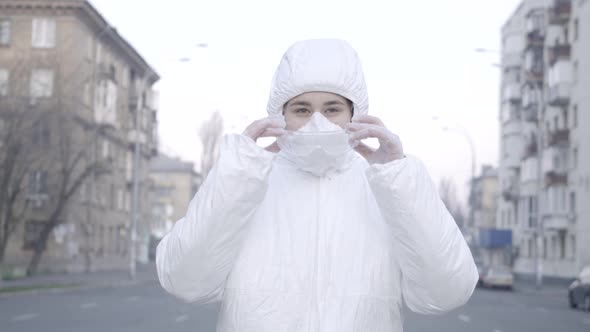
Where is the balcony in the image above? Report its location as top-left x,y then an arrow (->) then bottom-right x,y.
501,53 -> 522,68
522,106 -> 538,123
547,84 -> 570,106
524,50 -> 544,83
503,83 -> 522,103
548,0 -> 571,25
543,213 -> 569,230
127,129 -> 147,146
525,33 -> 544,49
521,87 -> 541,122
128,84 -> 140,110
547,129 -> 569,146
548,44 -> 571,66
523,139 -> 538,159
503,120 -> 522,137
545,170 -> 568,186
97,63 -> 116,82
542,145 -> 568,186
502,183 -> 520,201
526,11 -> 545,40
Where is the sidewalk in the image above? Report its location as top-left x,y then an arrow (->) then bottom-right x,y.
513,279 -> 569,297
0,262 -> 158,296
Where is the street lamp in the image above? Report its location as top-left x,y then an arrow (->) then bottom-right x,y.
432,116 -> 477,232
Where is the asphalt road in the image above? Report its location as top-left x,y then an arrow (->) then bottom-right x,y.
1,282 -> 589,332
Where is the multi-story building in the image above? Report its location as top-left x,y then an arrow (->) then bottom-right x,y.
498,0 -> 589,280
0,0 -> 159,274
471,166 -> 511,266
149,154 -> 201,240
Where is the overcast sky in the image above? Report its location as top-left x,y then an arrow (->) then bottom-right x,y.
90,0 -> 521,204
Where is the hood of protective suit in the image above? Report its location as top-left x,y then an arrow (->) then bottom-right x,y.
156,39 -> 478,332
267,38 -> 369,119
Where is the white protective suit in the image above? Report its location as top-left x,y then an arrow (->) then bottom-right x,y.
156,39 -> 479,332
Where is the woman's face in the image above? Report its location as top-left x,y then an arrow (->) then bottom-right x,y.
283,92 -> 353,131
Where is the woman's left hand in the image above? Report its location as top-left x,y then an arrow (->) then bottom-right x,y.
345,115 -> 405,165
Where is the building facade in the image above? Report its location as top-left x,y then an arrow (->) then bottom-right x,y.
498,0 -> 590,279
149,154 -> 200,240
0,0 -> 159,274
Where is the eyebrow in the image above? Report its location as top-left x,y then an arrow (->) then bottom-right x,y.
288,101 -> 312,107
323,100 -> 346,106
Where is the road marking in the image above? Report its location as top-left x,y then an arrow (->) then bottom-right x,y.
127,296 -> 140,302
493,329 -> 505,332
535,307 -> 548,313
12,313 -> 39,322
175,314 -> 189,323
80,302 -> 97,309
458,314 -> 471,323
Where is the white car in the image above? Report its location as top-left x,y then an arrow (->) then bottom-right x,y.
481,266 -> 514,290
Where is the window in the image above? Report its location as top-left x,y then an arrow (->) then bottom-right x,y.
28,171 -> 48,196
117,189 -> 124,210
543,238 -> 547,259
572,147 -> 578,169
570,192 -> 576,217
86,36 -> 93,60
32,120 -> 50,146
23,220 -> 45,250
0,68 -> 7,96
32,18 -> 56,48
102,139 -> 110,159
573,105 -> 578,127
83,83 -> 91,105
98,226 -> 104,256
573,18 -> 579,41
30,69 -> 54,98
573,61 -> 579,84
0,19 -> 10,46
571,235 -> 576,258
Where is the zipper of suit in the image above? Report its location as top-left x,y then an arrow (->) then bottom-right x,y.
309,176 -> 322,332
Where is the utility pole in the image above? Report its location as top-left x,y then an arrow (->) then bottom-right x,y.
533,81 -> 544,289
129,82 -> 142,281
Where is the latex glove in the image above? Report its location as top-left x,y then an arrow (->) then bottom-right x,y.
345,115 -> 405,165
242,116 -> 287,142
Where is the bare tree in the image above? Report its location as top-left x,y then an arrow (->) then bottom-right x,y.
198,111 -> 224,176
0,55 -> 47,269
25,107 -> 111,276
439,177 -> 466,228
0,100 -> 36,264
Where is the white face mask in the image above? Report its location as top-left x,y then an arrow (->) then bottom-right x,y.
277,113 -> 356,177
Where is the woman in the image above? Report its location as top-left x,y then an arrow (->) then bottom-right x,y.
156,38 -> 478,332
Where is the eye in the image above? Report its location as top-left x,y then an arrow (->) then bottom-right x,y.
294,108 -> 311,114
324,108 -> 341,114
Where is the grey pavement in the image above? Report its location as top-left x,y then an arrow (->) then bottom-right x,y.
1,272 -> 589,332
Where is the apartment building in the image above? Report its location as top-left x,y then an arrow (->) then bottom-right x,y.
498,0 -> 589,279
0,0 -> 159,274
149,154 -> 201,240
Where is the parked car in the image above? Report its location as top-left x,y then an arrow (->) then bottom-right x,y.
568,266 -> 590,311
481,266 -> 514,290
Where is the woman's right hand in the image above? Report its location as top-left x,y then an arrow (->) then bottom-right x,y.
242,117 -> 287,142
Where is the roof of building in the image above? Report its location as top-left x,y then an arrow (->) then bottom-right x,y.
150,154 -> 197,174
0,0 -> 159,83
